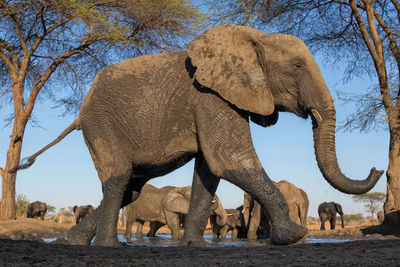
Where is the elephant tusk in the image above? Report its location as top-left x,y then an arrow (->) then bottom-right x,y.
211,200 -> 216,203
311,108 -> 323,122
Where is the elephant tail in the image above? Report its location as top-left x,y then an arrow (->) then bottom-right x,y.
9,118 -> 80,173
296,201 -> 306,226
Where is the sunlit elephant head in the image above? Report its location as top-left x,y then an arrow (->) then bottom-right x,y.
188,25 -> 383,194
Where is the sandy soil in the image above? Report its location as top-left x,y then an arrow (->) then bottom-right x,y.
0,218 -> 399,266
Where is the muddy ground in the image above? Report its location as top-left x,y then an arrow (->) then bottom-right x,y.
0,218 -> 399,266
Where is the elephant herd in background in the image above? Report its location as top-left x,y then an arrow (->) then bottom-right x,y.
209,180 -> 309,240
26,201 -> 94,224
124,184 -> 227,241
124,180 -> 315,241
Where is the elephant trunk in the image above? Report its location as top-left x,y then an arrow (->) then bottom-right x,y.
312,108 -> 382,194
213,200 -> 227,226
340,213 -> 344,228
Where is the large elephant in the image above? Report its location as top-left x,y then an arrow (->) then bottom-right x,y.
124,184 -> 227,241
26,201 -> 47,220
73,205 -> 95,224
17,25 -> 383,247
244,180 -> 310,240
318,202 -> 344,230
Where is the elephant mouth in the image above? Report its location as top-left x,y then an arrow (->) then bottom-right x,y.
275,103 -> 310,120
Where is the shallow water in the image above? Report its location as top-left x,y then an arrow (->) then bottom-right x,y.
42,234 -> 351,246
121,234 -> 351,247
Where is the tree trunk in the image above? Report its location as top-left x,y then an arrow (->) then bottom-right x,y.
0,119 -> 26,219
383,131 -> 400,229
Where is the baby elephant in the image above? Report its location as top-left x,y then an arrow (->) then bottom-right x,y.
27,201 -> 47,220
211,207 -> 246,239
73,205 -> 95,224
318,202 -> 344,230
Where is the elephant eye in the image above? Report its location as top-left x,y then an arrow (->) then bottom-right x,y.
294,63 -> 302,71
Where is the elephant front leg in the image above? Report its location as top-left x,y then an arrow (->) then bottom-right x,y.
180,156 -> 220,247
220,225 -> 229,239
330,218 -> 336,230
164,211 -> 182,240
124,217 -> 133,242
135,221 -> 144,239
247,201 -> 261,240
224,169 -> 307,245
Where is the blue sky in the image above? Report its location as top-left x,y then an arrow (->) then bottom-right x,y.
0,51 -> 388,218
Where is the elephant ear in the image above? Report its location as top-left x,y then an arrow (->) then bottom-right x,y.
163,190 -> 190,214
187,25 -> 274,116
335,203 -> 343,214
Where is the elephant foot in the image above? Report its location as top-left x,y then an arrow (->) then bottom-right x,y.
270,221 -> 307,245
93,237 -> 123,247
67,225 -> 93,246
179,239 -> 211,248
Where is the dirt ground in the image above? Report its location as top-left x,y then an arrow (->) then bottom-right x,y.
0,218 -> 400,266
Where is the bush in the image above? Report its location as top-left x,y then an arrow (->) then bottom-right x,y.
15,194 -> 30,218
342,214 -> 364,224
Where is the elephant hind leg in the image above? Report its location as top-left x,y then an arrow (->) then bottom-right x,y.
81,135 -> 137,247
164,210 -> 181,240
148,221 -> 164,237
94,171 -> 132,247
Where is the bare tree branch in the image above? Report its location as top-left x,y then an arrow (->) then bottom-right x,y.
0,88 -> 12,98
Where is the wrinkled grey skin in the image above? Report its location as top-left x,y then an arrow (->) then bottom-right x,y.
244,181 -> 310,240
73,205 -> 95,224
124,184 -> 227,241
318,202 -> 344,230
26,201 -> 47,220
19,25 -> 383,247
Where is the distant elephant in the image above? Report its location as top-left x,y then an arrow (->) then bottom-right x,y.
26,201 -> 47,220
211,207 -> 247,239
19,25 -> 383,247
377,210 -> 384,224
73,205 -> 95,224
318,202 -> 344,230
244,180 -> 310,240
124,184 -> 227,241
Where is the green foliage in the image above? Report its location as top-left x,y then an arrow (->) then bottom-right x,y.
15,194 -> 30,218
0,0 -> 206,115
58,207 -> 74,217
50,0 -> 205,46
0,0 -> 207,219
342,214 -> 364,224
46,205 -> 56,214
352,192 -> 386,221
